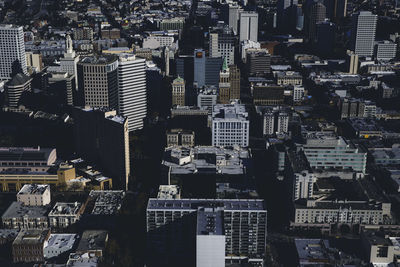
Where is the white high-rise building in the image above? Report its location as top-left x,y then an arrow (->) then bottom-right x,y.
60,34 -> 80,88
351,11 -> 377,57
117,54 -> 147,131
239,12 -> 258,42
0,24 -> 27,80
293,86 -> 305,102
293,171 -> 316,200
212,104 -> 249,147
229,5 -> 241,35
263,107 -> 290,136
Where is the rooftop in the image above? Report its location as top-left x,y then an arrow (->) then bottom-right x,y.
212,104 -> 248,121
0,147 -> 56,163
76,230 -> 108,252
44,234 -> 77,254
147,198 -> 265,211
49,202 -> 82,216
196,207 -> 224,236
2,201 -> 49,219
18,184 -> 49,195
157,185 -> 181,199
89,190 -> 125,215
13,229 -> 50,245
295,239 -> 332,265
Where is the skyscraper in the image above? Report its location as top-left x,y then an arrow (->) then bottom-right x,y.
77,55 -> 119,108
117,54 -> 147,131
305,1 -> 326,43
277,0 -> 298,32
73,107 -> 130,190
5,73 -> 32,107
229,65 -> 240,101
172,76 -> 185,106
228,5 -> 241,35
209,25 -> 235,65
351,11 -> 377,57
239,12 -> 258,42
218,60 -> 230,104
0,24 -> 27,80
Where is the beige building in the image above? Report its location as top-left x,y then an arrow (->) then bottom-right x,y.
362,230 -> 395,265
48,202 -> 85,228
276,71 -> 303,86
172,76 -> 185,106
218,64 -> 230,104
17,184 -> 51,206
26,52 -> 43,73
166,129 -> 195,147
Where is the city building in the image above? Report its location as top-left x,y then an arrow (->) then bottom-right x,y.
60,35 -> 80,88
351,11 -> 378,57
299,132 -> 367,173
228,5 -> 241,35
73,108 -> 130,190
193,49 -> 223,88
209,24 -> 235,65
159,17 -> 185,31
276,71 -> 303,86
212,104 -> 249,147
196,207 -> 225,267
316,20 -> 335,55
166,129 -> 195,147
17,184 -> 51,206
246,49 -> 271,76
229,65 -> 240,101
73,27 -> 94,41
77,55 -> 118,108
146,199 -> 267,265
263,107 -> 290,136
293,86 -> 305,102
4,73 -> 32,107
12,229 -> 50,263
362,231 -> 396,265
0,147 -> 57,172
76,230 -> 109,257
305,1 -> 326,42
44,234 -> 77,259
252,85 -> 285,105
375,41 -> 397,61
0,24 -> 27,80
347,50 -> 359,74
26,52 -> 43,73
171,106 -> 209,118
239,12 -> 258,42
47,72 -> 76,106
293,171 -> 316,200
117,53 -> 147,131
295,239 -> 337,266
88,190 -> 125,215
218,60 -> 231,104
197,87 -> 218,113
48,202 -> 84,228
172,76 -> 185,106
277,0 -> 298,32
2,201 -> 49,229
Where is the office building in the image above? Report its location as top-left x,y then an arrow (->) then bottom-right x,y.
228,5 -> 241,35
166,129 -> 195,147
351,11 -> 378,57
172,76 -> 185,106
276,71 -> 303,86
263,107 -> 290,136
194,49 -> 206,87
218,60 -> 231,104
48,202 -> 84,228
44,234 -> 77,259
362,231 -> 395,265
77,55 -> 118,108
2,201 -> 49,229
47,72 -> 75,106
246,49 -> 271,76
157,185 -> 181,199
159,17 -> 185,31
196,208 -> 225,267
117,53 -> 147,131
229,65 -> 240,101
295,239 -> 338,266
316,20 -> 335,55
300,132 -> 367,173
293,171 -> 316,200
347,50 -> 359,74
101,28 -> 120,39
4,73 -> 32,107
25,52 -> 43,73
277,0 -> 298,32
60,35 -> 80,87
73,27 -> 94,41
17,184 -> 51,206
12,229 -> 50,263
293,86 -> 305,102
239,12 -> 258,42
209,25 -> 235,65
340,98 -> 368,119
0,24 -> 27,80
73,108 -> 130,190
305,1 -> 326,42
146,199 -> 267,265
374,41 -> 397,61
253,85 -> 285,105
197,87 -> 218,113
88,190 -> 125,215
212,104 -> 249,147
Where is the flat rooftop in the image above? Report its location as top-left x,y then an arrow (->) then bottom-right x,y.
18,184 -> 49,195
0,147 -> 56,162
295,239 -> 331,264
89,190 -> 125,215
76,230 -> 108,252
2,201 -> 49,219
196,207 -> 223,236
45,234 -> 77,253
49,202 -> 82,216
147,198 -> 265,211
13,229 -> 50,245
212,104 -> 248,121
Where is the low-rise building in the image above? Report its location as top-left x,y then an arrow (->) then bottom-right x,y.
166,129 -> 195,147
157,185 -> 181,199
88,190 -> 125,215
361,230 -> 395,265
276,71 -> 303,86
44,234 -> 77,259
76,230 -> 108,257
12,229 -> 50,263
48,202 -> 84,228
17,184 -> 51,206
2,202 -> 49,229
